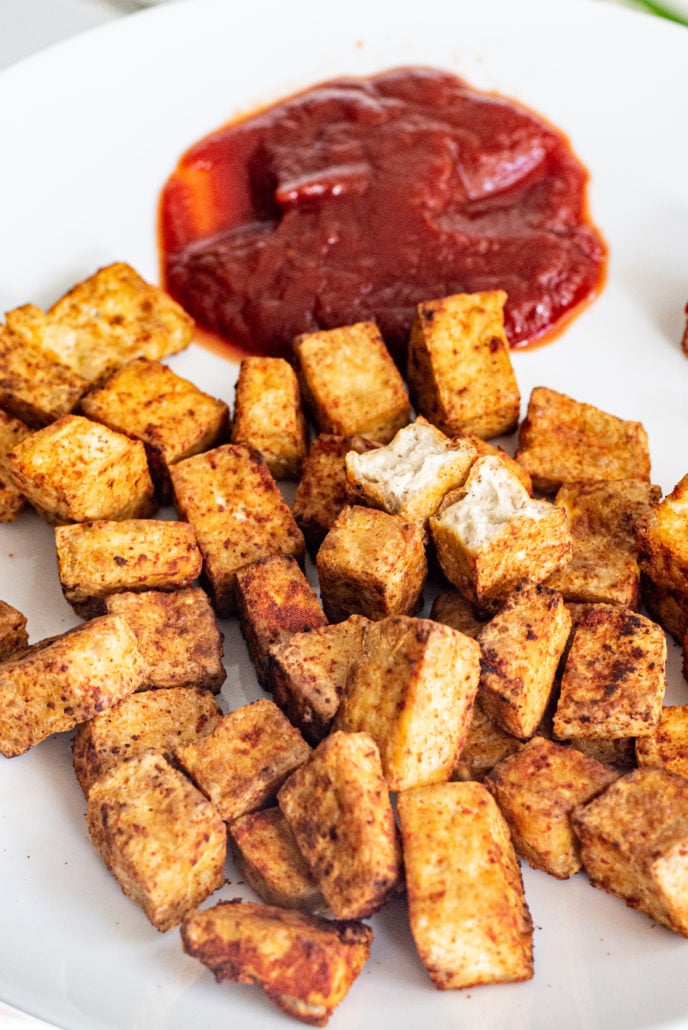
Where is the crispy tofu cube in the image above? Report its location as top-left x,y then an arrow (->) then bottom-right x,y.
567,735 -> 638,772
268,615 -> 369,745
0,309 -> 89,427
571,767 -> 688,936
278,731 -> 402,919
345,417 -> 477,527
316,505 -> 426,622
72,684 -> 222,795
230,356 -> 308,480
234,554 -> 327,690
0,409 -> 31,521
430,456 -> 572,613
429,589 -> 486,639
515,386 -> 651,495
292,433 -> 380,556
80,358 -> 229,500
547,480 -> 661,608
169,443 -> 305,616
104,586 -> 225,692
636,705 -> 688,777
406,290 -> 520,440
87,752 -> 226,931
228,807 -> 325,913
397,781 -> 533,989
553,603 -> 666,740
42,262 -> 194,383
335,615 -> 481,790
176,698 -> 311,823
637,473 -> 688,597
0,598 -> 28,660
485,736 -> 618,878
293,321 -> 410,443
0,614 -> 146,757
477,581 -> 572,738
9,414 -> 156,525
181,899 -> 372,1026
55,519 -> 203,618
641,574 -> 688,645
452,699 -> 523,782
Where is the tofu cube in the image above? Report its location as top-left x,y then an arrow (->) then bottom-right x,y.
451,699 -> 523,783
429,455 -> 572,613
477,581 -> 572,738
293,321 -> 410,443
169,443 -> 305,616
175,698 -> 311,823
104,586 -> 225,692
268,615 -> 369,745
292,432 -> 380,556
87,752 -> 226,931
0,598 -> 28,660
9,414 -> 156,525
515,386 -> 651,495
637,473 -> 688,597
397,781 -> 533,989
80,357 -> 229,500
566,735 -> 637,772
635,705 -> 688,777
72,684 -> 223,795
485,736 -> 618,878
55,519 -> 203,618
230,356 -> 308,480
278,731 -> 402,919
0,614 -> 146,757
234,554 -> 327,690
429,589 -> 486,639
335,615 -> 481,790
227,807 -> 325,913
345,417 -> 477,526
406,290 -> 520,439
641,574 -> 688,645
181,899 -> 372,1026
553,603 -> 666,740
0,409 -> 31,522
316,505 -> 427,622
42,262 -> 194,383
571,767 -> 688,936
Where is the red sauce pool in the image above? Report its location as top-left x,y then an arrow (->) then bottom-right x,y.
160,67 -> 607,362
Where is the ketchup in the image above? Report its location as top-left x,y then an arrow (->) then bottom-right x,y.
160,67 -> 606,361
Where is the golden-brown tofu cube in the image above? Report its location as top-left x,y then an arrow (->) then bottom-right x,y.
80,357 -> 229,500
228,807 -> 325,913
55,519 -> 203,618
0,309 -> 89,427
571,767 -> 688,936
0,598 -> 28,660
230,356 -> 308,480
0,409 -> 31,521
397,781 -> 533,989
87,752 -> 226,931
176,698 -> 311,823
635,705 -> 688,777
429,589 -> 486,639
316,505 -> 426,622
72,684 -> 222,795
234,554 -> 327,690
105,586 -> 225,692
9,414 -> 156,525
292,433 -> 380,556
641,574 -> 688,645
268,615 -> 369,745
406,290 -> 520,440
335,615 -> 481,790
485,736 -> 618,878
293,321 -> 410,443
278,731 -> 402,919
169,443 -> 305,617
477,581 -> 572,739
430,455 -> 572,613
553,603 -> 666,740
0,615 -> 145,757
567,735 -> 638,772
43,262 -> 194,384
181,899 -> 372,1026
452,699 -> 523,782
547,479 -> 661,608
515,386 -> 651,495
345,417 -> 476,527
637,473 -> 688,597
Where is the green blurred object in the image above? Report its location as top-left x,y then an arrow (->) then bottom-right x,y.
629,0 -> 688,24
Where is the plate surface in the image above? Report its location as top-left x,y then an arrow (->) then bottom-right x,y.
1,1 -> 688,1028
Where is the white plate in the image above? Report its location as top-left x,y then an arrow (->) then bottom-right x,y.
1,1 -> 688,1028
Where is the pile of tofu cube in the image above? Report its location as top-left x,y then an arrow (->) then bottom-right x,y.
1,266 -> 688,1025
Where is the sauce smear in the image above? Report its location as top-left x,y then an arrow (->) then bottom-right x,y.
160,67 -> 606,361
